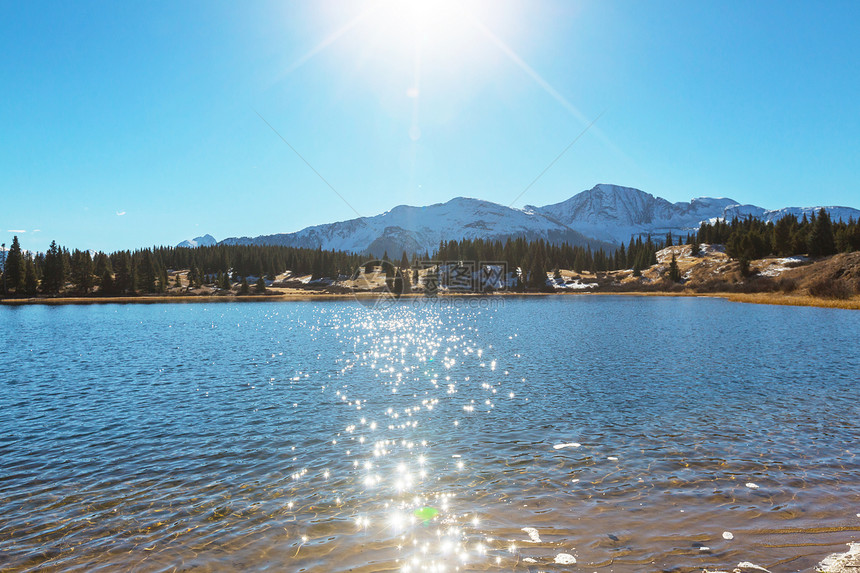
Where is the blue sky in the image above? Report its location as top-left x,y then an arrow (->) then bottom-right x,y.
2,0 -> 859,253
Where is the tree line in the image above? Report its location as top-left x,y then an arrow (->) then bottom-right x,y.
5,212 -> 857,297
432,235 -> 662,288
0,239 -> 366,297
697,209 -> 860,265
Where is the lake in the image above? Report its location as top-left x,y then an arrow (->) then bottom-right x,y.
1,296 -> 859,572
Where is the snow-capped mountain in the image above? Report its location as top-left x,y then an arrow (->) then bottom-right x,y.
219,197 -> 611,256
529,184 -> 860,244
185,184 -> 859,255
177,234 -> 217,248
528,184 -> 741,244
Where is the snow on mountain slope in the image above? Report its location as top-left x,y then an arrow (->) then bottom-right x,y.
204,184 -> 860,255
177,234 -> 217,248
220,197 -> 609,256
529,184 -> 739,244
531,184 -> 860,244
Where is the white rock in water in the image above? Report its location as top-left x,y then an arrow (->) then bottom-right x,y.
553,442 -> 581,449
818,542 -> 860,572
521,527 -> 542,543
722,531 -> 734,540
745,482 -> 760,489
554,553 -> 576,564
737,561 -> 771,572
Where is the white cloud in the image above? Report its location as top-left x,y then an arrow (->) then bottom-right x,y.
32,229 -> 41,233
116,211 -> 126,216
7,229 -> 26,233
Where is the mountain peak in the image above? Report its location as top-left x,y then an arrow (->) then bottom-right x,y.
177,234 -> 217,248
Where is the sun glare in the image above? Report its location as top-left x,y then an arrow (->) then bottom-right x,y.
361,0 -> 496,63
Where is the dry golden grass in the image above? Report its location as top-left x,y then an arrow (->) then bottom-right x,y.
718,292 -> 860,310
3,289 -> 858,309
0,292 -> 350,305
590,290 -> 860,310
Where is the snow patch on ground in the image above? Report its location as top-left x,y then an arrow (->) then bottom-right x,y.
549,277 -> 598,290
758,255 -> 809,277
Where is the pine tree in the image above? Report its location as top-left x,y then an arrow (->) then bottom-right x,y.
114,253 -> 132,294
100,269 -> 114,295
773,215 -> 795,256
668,253 -> 681,282
807,208 -> 836,257
42,241 -> 65,294
5,236 -> 25,293
71,249 -> 94,293
255,277 -> 266,293
24,255 -> 38,295
136,252 -> 157,293
240,277 -> 250,294
690,240 -> 700,256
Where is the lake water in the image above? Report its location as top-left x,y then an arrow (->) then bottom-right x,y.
1,296 -> 859,572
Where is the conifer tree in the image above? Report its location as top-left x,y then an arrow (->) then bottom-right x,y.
71,249 -> 94,293
24,256 -> 38,295
114,253 -> 132,294
42,241 -> 65,294
668,253 -> 681,282
255,277 -> 266,293
6,236 -> 24,293
807,208 -> 836,257
773,215 -> 795,256
100,269 -> 114,295
240,277 -> 250,294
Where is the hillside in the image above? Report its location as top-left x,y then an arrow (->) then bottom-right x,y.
550,244 -> 860,307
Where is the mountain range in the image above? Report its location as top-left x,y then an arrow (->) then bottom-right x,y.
179,184 -> 860,256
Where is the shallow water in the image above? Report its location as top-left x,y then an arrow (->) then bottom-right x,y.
1,296 -> 859,572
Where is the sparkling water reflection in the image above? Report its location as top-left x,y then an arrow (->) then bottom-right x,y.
1,297 -> 859,572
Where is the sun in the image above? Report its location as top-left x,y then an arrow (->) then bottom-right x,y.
360,0 -> 493,63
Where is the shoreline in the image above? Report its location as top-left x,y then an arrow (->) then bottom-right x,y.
2,290 -> 859,310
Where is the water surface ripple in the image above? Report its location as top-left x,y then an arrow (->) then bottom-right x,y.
1,297 -> 859,572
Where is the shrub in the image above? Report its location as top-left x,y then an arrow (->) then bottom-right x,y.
808,278 -> 852,299
694,279 -> 732,293
739,276 -> 775,294
776,277 -> 798,293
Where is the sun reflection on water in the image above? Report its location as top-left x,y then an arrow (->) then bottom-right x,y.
281,303 -> 526,571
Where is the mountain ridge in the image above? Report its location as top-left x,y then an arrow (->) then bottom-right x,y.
179,185 -> 860,255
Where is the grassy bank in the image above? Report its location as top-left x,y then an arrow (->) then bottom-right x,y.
3,289 -> 859,310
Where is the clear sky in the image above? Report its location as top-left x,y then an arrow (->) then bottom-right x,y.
2,0 -> 859,253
